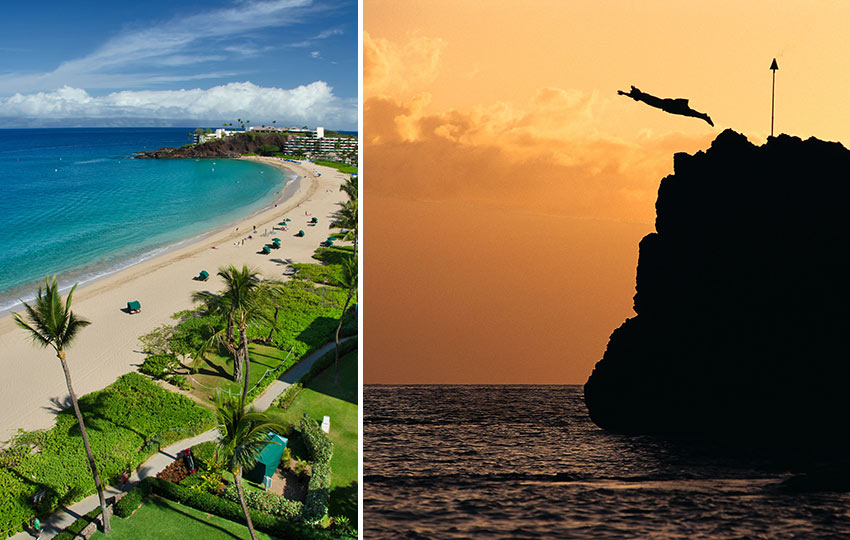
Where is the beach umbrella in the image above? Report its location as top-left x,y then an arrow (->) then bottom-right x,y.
272,238 -> 281,242
278,222 -> 287,225
199,270 -> 209,281
297,230 -> 305,237
262,246 -> 271,254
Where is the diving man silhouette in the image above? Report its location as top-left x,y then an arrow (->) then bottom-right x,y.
618,86 -> 714,127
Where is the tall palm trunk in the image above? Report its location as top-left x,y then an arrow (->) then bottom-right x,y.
234,467 -> 258,540
239,328 -> 251,409
59,351 -> 111,533
334,291 -> 354,385
227,315 -> 242,383
265,306 -> 280,343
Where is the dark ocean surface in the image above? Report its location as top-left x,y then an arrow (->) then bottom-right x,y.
363,385 -> 850,539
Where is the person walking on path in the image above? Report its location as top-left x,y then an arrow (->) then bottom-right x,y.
29,517 -> 41,539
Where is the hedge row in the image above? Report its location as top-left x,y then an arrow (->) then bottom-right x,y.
53,506 -> 102,540
300,416 -> 334,464
114,480 -> 153,518
299,416 -> 334,524
302,462 -> 331,524
222,482 -> 302,519
143,477 -> 343,540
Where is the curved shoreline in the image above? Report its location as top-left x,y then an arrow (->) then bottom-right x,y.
0,156 -> 348,441
0,158 -> 297,317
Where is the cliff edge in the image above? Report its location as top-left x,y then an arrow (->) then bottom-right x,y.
135,132 -> 294,159
584,129 -> 850,448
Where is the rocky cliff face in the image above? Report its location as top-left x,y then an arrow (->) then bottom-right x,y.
135,132 -> 294,159
584,129 -> 850,447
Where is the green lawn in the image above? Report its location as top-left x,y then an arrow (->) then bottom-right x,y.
90,496 -> 281,540
189,344 -> 294,405
311,160 -> 357,174
265,350 -> 358,522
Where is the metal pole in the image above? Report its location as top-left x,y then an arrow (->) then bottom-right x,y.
770,58 -> 779,137
771,70 -> 775,137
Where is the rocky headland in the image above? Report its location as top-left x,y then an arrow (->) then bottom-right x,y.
135,132 -> 295,159
585,129 -> 850,452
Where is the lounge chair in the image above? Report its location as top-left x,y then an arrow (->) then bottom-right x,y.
283,266 -> 298,276
198,270 -> 209,281
127,300 -> 141,314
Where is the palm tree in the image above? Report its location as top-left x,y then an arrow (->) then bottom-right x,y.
194,265 -> 266,408
13,278 -> 111,533
215,397 -> 286,540
333,256 -> 358,384
339,175 -> 357,202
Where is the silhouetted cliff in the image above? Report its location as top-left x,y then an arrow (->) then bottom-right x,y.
585,129 -> 850,449
135,132 -> 294,159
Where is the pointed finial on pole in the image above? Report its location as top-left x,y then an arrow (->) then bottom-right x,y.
770,58 -> 778,137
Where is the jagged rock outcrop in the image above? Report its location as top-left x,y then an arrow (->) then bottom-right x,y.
135,132 -> 295,159
585,129 -> 850,448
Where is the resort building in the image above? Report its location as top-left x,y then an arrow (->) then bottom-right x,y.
192,125 -> 358,163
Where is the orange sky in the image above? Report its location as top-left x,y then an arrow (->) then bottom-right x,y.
363,1 -> 850,384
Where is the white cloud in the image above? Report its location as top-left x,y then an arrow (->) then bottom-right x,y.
311,51 -> 321,58
0,0 -> 329,93
0,81 -> 356,127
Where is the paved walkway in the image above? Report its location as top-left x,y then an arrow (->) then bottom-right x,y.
11,338 -> 352,540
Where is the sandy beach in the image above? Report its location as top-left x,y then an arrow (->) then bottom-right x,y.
0,156 -> 351,442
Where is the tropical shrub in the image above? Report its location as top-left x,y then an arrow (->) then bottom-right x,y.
113,480 -> 152,517
192,441 -> 220,471
222,483 -> 303,519
139,353 -> 178,378
302,462 -> 331,524
167,374 -> 191,390
300,416 -> 334,464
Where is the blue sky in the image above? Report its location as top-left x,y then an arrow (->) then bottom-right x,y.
0,0 -> 357,129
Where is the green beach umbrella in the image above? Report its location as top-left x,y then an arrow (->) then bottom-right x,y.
272,238 -> 281,242
262,246 -> 271,254
297,230 -> 305,237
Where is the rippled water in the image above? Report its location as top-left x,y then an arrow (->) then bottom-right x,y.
364,385 -> 850,539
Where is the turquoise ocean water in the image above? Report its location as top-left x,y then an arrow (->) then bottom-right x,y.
0,128 -> 292,312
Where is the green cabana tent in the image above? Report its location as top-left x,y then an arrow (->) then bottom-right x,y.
198,270 -> 209,281
244,432 -> 288,487
127,301 -> 141,313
